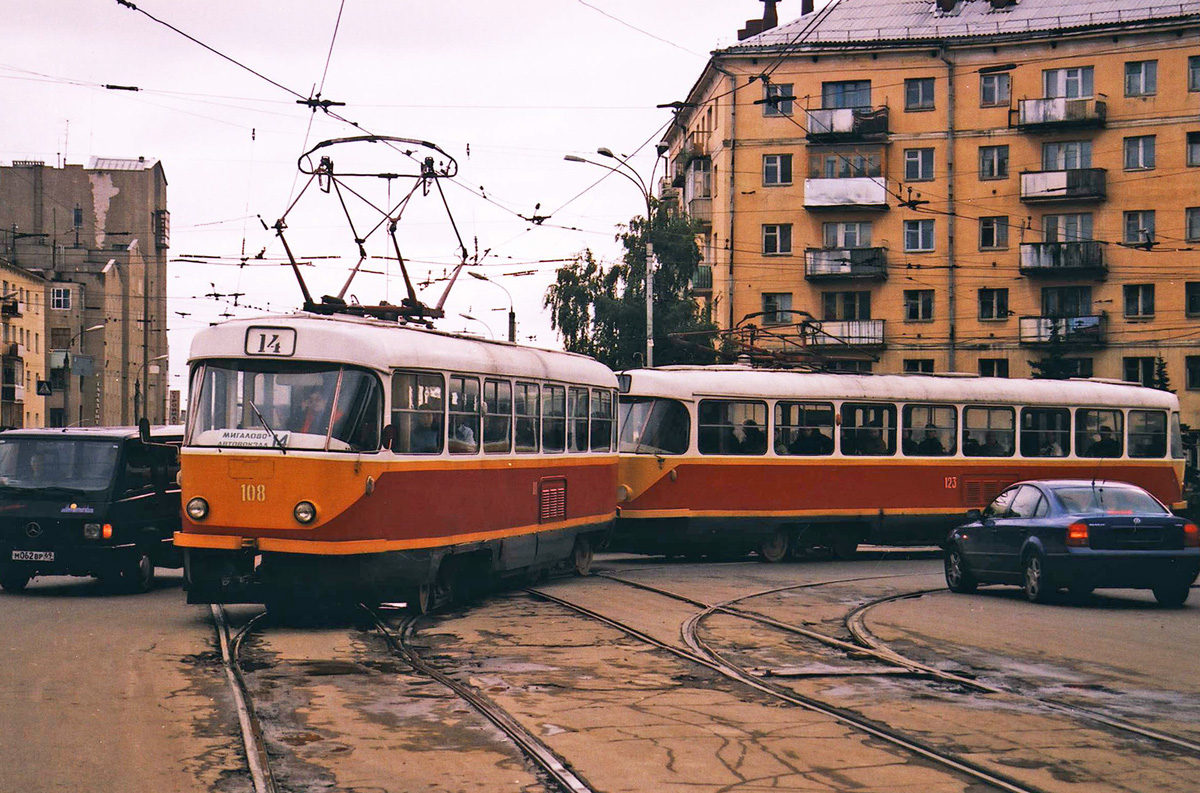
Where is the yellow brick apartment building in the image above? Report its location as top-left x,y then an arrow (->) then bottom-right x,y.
664,0 -> 1200,424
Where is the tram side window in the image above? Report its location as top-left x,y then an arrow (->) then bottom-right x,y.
390,372 -> 444,454
1076,408 -> 1123,458
331,369 -> 383,452
841,403 -> 897,456
543,385 -> 566,453
698,400 -> 768,455
774,401 -> 834,456
567,387 -> 590,453
515,382 -> 540,453
1128,410 -> 1166,458
619,397 -> 690,455
590,389 -> 614,452
1020,407 -> 1070,457
963,406 -> 1015,457
483,379 -> 512,453
903,404 -> 957,456
449,375 -> 481,454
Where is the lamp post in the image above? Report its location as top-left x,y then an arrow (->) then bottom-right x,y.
458,313 -> 495,339
133,353 -> 169,423
63,324 -> 104,427
468,271 -> 516,342
564,147 -> 664,367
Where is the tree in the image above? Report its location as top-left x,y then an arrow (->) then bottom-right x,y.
1028,328 -> 1074,379
545,202 -> 717,369
1151,356 -> 1174,392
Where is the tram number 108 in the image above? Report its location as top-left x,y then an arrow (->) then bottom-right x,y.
240,484 -> 267,502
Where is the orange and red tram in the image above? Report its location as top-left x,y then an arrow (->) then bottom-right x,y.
614,366 -> 1186,560
175,314 -> 618,610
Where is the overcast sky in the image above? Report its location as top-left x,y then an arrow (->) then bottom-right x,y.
2,0 -> 788,392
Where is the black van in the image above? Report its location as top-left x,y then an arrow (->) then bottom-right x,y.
0,426 -> 183,593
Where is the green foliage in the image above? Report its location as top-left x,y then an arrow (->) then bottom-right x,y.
545,202 -> 717,369
1151,356 -> 1173,392
1028,332 -> 1074,380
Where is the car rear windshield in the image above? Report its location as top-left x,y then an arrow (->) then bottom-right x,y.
1052,485 -> 1167,515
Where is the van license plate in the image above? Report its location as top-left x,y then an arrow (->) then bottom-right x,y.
12,550 -> 53,562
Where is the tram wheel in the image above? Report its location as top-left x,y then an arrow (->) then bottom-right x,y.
405,584 -> 433,615
572,536 -> 594,576
830,535 -> 858,560
757,529 -> 789,563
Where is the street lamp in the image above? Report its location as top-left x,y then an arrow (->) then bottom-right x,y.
133,353 -> 169,423
564,146 -> 664,367
62,324 -> 104,427
468,271 -> 516,342
458,313 -> 495,339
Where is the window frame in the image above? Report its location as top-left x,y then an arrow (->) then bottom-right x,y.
447,374 -> 481,455
774,401 -> 835,456
979,216 -> 1009,250
904,148 -> 934,181
1123,283 -> 1155,319
1123,135 -> 1156,171
980,73 -> 1011,107
1124,60 -> 1157,97
964,405 -> 1016,457
978,145 -> 1009,180
51,287 -> 71,311
1187,132 -> 1200,168
1123,357 -> 1155,388
1129,410 -> 1167,458
514,381 -> 540,453
1187,207 -> 1200,243
978,287 -> 1009,321
902,404 -> 957,457
697,399 -> 769,456
905,77 -> 935,111
762,153 -> 793,186
762,223 -> 793,256
840,402 -> 897,457
1020,407 -> 1070,458
764,82 -> 794,117
482,378 -> 513,454
542,383 -> 566,453
1123,210 -> 1156,245
904,219 -> 935,252
1075,408 -> 1124,459
761,292 -> 793,325
390,370 -> 445,455
977,359 -> 1010,379
903,289 -> 934,322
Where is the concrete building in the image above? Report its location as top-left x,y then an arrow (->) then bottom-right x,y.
0,157 -> 169,426
0,260 -> 49,428
663,0 -> 1200,423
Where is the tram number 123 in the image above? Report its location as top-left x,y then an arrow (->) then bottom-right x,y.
944,476 -> 958,490
241,484 -> 267,502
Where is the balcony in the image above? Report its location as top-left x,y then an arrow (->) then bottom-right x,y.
1019,241 -> 1105,276
1019,314 -> 1106,346
1,383 -> 25,404
805,319 -> 886,348
0,300 -> 23,318
805,106 -> 889,142
691,264 -> 713,294
688,196 -> 712,225
2,343 -> 24,361
804,248 -> 887,280
1012,98 -> 1106,131
803,177 -> 889,210
1019,168 -> 1106,203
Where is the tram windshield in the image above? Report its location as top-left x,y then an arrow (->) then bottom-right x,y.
188,360 -> 383,452
619,397 -> 690,455
0,438 -> 121,494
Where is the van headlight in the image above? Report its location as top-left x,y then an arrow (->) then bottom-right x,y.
84,523 -> 102,539
294,501 -> 316,524
186,497 -> 209,521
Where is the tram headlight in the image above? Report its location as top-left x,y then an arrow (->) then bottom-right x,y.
294,501 -> 317,524
186,497 -> 210,521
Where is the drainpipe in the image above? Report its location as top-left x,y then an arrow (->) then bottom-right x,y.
715,64 -> 739,334
942,50 -> 958,371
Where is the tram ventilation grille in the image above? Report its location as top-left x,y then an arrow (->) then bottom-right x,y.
539,478 -> 567,523
964,477 -> 1015,507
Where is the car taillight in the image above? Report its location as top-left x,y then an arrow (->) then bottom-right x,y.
1066,522 -> 1089,547
1184,522 -> 1199,548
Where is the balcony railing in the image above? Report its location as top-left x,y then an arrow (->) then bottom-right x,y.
688,196 -> 712,224
805,319 -> 886,348
803,177 -> 889,210
0,300 -> 23,318
1012,98 -> 1106,131
1019,314 -> 1106,345
2,343 -> 24,360
1019,168 -> 1106,203
1,384 -> 25,404
1019,241 -> 1105,275
691,264 -> 713,293
804,248 -> 887,280
805,106 -> 889,141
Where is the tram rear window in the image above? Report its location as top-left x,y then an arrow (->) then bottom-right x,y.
619,397 -> 689,455
698,400 -> 767,455
1128,410 -> 1167,458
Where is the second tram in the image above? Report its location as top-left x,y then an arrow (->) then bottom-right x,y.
614,366 -> 1186,560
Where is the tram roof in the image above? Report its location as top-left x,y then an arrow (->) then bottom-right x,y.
620,366 -> 1179,410
189,313 -> 616,388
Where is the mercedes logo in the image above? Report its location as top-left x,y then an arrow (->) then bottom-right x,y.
24,521 -> 42,538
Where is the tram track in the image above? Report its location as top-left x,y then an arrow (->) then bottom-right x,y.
211,605 -> 277,793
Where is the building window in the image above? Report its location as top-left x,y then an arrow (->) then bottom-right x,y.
50,327 -> 71,349
904,148 -> 934,181
1186,283 -> 1200,316
980,73 -> 1010,107
823,222 -> 872,248
1043,66 -> 1094,99
1042,140 -> 1092,170
1063,358 -> 1094,379
979,145 -> 1009,179
764,82 -> 793,117
1123,284 -> 1155,319
1187,208 -> 1200,242
1187,132 -> 1199,167
1191,56 -> 1199,91
821,80 -> 871,108
1043,213 -> 1093,242
1042,285 -> 1092,317
1124,60 -> 1157,96
979,216 -> 1009,250
72,207 -> 83,229
1188,357 -> 1200,390
762,154 -> 793,186
761,293 -> 793,325
809,148 -> 883,178
904,219 -> 935,252
1123,136 -> 1156,170
687,158 -> 712,201
903,359 -> 934,374
979,358 -> 1009,378
979,288 -> 1009,320
762,224 -> 792,255
905,78 -> 935,110
1123,211 -> 1155,245
51,287 -> 71,310
1124,357 -> 1156,387
904,290 -> 934,321
822,291 -> 871,321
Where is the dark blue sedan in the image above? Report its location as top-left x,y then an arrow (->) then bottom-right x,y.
945,480 -> 1200,606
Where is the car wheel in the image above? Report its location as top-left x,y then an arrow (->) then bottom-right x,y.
123,551 -> 155,593
1152,581 -> 1191,608
572,535 -> 593,577
758,528 -> 789,563
1022,552 -> 1052,604
0,568 -> 31,592
944,547 -> 978,594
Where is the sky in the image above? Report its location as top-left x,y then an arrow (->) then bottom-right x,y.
1,0 -> 786,394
